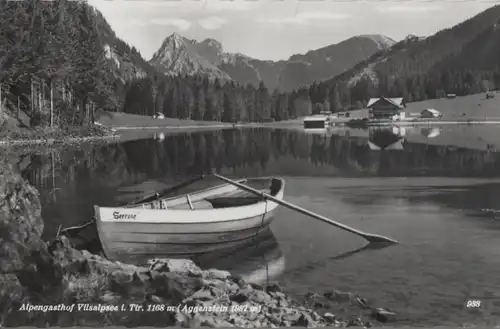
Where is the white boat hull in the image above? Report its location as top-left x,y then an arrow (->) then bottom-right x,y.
94,177 -> 285,258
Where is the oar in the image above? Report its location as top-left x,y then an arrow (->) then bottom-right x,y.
131,175 -> 205,205
212,173 -> 398,244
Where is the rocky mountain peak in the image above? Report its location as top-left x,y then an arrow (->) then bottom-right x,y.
200,38 -> 223,52
162,32 -> 190,50
149,34 -> 231,80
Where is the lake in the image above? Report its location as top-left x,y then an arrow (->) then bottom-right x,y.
13,125 -> 500,327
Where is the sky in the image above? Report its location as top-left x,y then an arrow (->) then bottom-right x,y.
87,0 -> 497,61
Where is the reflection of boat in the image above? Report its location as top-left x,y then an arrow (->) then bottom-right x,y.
192,228 -> 285,284
94,177 -> 285,260
367,129 -> 405,151
109,227 -> 285,284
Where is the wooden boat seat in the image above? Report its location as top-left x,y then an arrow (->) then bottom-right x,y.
206,180 -> 282,209
142,200 -> 168,209
206,196 -> 262,208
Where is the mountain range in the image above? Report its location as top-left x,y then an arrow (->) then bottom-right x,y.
325,4 -> 500,101
149,32 -> 396,92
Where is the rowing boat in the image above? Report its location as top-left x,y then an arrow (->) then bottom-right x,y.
94,177 -> 285,260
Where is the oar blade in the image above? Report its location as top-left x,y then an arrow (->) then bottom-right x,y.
363,234 -> 398,244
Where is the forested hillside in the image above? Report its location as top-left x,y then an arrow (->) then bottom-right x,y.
0,0 -> 117,128
122,75 -> 313,122
0,0 -> 309,127
299,5 -> 500,112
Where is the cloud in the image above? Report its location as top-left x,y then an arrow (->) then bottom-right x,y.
258,11 -> 351,25
88,0 -> 258,17
150,18 -> 192,31
198,16 -> 227,30
377,5 -> 443,13
202,0 -> 260,12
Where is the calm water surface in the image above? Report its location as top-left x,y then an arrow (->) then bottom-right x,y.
13,125 -> 500,326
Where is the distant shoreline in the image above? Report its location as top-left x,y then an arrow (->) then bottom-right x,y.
112,124 -> 234,131
6,111 -> 500,148
0,124 -> 120,147
350,119 -> 500,127
0,134 -> 119,147
263,118 -> 500,130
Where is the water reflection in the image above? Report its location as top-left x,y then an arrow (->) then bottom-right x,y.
66,226 -> 285,286
10,125 -> 500,240
368,129 -> 405,151
154,132 -> 165,141
193,229 -> 285,285
420,127 -> 441,138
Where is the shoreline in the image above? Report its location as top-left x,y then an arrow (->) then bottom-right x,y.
0,134 -> 120,146
2,117 -> 499,147
0,158 -> 396,327
351,120 -> 500,127
112,124 -> 232,130
0,124 -> 120,147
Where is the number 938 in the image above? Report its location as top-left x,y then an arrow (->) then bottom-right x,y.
465,300 -> 482,308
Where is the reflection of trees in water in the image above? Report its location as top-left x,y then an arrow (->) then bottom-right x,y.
13,128 -> 500,238
19,128 -> 500,199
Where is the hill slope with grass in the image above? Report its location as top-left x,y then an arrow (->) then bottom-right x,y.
403,92 -> 500,119
324,5 -> 500,105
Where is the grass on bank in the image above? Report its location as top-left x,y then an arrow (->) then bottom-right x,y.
95,111 -> 232,128
267,91 -> 500,127
0,125 -> 113,142
0,107 -> 116,144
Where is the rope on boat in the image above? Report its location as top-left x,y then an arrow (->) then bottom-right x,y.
57,217 -> 96,237
56,225 -> 62,238
255,200 -> 268,239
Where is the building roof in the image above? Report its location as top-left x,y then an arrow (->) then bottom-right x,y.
421,108 -> 441,115
367,97 -> 405,109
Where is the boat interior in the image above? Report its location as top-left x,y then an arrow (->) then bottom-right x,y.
127,178 -> 283,211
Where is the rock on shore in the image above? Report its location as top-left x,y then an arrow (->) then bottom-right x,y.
5,233 -> 354,327
0,160 -> 392,327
